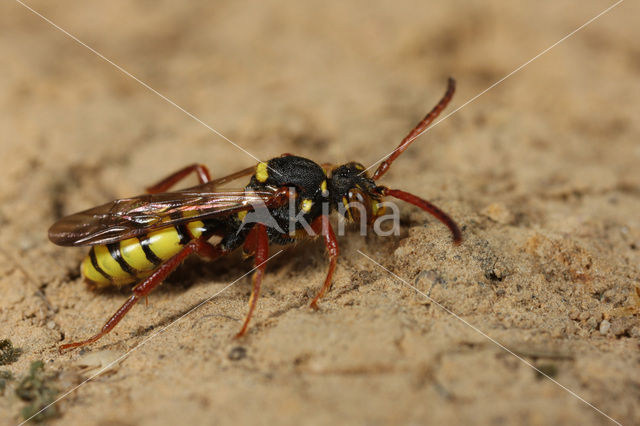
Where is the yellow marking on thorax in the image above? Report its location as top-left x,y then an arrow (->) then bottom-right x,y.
237,210 -> 248,221
301,198 -> 313,213
94,245 -> 132,281
147,226 -> 185,260
255,162 -> 269,182
320,180 -> 329,197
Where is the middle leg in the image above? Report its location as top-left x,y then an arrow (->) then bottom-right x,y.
236,223 -> 269,337
309,214 -> 339,309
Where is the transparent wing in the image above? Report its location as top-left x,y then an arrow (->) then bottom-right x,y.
48,186 -> 279,247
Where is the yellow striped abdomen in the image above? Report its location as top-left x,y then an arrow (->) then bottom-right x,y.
81,220 -> 205,286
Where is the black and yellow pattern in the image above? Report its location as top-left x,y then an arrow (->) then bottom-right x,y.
82,218 -> 205,286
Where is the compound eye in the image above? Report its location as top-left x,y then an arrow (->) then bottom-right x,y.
346,188 -> 372,223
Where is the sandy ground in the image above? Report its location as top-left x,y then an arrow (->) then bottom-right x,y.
1,0 -> 639,425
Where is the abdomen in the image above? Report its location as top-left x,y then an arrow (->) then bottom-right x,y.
81,220 -> 206,286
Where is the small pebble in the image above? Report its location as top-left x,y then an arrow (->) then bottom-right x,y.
76,350 -> 121,374
228,346 -> 247,361
480,203 -> 514,224
46,321 -> 56,329
599,320 -> 610,335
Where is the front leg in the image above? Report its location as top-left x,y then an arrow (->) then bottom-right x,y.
309,214 -> 339,309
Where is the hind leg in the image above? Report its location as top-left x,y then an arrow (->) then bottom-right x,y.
146,164 -> 257,193
146,164 -> 212,193
59,239 -> 226,352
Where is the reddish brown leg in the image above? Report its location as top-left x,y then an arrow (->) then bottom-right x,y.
146,164 -> 212,193
309,214 -> 339,309
373,78 -> 455,181
59,239 -> 226,353
236,223 -> 269,338
200,166 -> 258,190
383,188 -> 462,245
147,164 -> 258,194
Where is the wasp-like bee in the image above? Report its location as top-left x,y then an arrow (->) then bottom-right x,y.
49,78 -> 461,351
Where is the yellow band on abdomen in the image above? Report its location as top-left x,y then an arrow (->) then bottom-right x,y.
120,237 -> 156,271
80,220 -> 205,287
146,227 -> 184,260
81,252 -> 109,284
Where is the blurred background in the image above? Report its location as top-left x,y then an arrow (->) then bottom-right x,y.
1,1 -> 638,425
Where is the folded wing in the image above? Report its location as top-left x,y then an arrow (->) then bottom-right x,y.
48,187 -> 279,246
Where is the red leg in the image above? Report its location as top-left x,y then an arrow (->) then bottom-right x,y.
309,215 -> 339,309
200,166 -> 258,190
195,239 -> 228,261
241,222 -> 260,257
59,239 -> 226,352
236,223 -> 269,337
146,164 -> 212,193
373,78 -> 455,181
383,188 -> 462,245
148,164 -> 259,194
